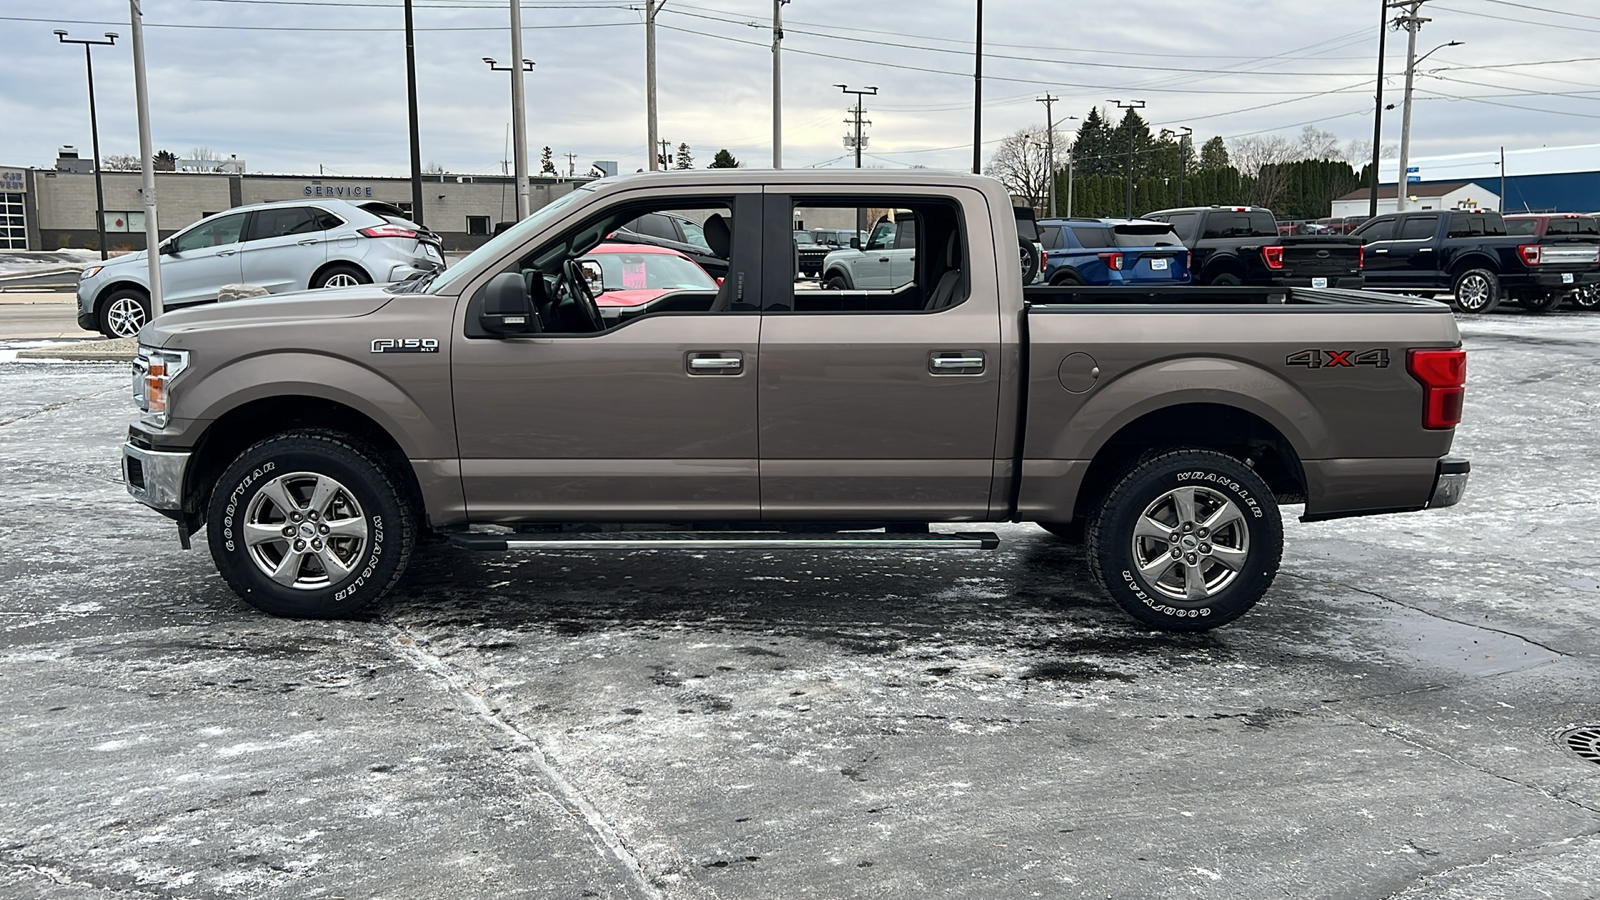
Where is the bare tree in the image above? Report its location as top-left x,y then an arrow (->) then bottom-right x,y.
983,126 -> 1058,213
423,160 -> 445,175
1296,125 -> 1342,161
102,154 -> 141,171
1228,134 -> 1298,177
188,146 -> 220,163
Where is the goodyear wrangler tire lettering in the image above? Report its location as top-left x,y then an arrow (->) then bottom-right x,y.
206,430 -> 414,619
1086,449 -> 1283,632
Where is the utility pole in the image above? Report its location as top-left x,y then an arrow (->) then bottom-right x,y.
658,139 -> 671,169
1162,126 -> 1193,206
972,0 -> 982,174
1066,154 -> 1074,217
483,55 -> 534,217
1368,0 -> 1389,218
564,152 -> 577,176
837,84 -> 877,169
1394,0 -> 1425,213
772,0 -> 787,168
54,29 -> 117,261
1111,99 -> 1145,218
646,0 -> 660,171
1037,94 -> 1058,217
404,0 -> 424,225
129,0 -> 161,318
1499,145 -> 1506,212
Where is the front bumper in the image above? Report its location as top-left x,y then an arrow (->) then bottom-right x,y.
1427,456 -> 1470,510
122,441 -> 190,512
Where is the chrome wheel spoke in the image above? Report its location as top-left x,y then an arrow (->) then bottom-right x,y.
242,521 -> 286,548
324,515 -> 368,541
1183,562 -> 1210,600
1133,515 -> 1172,542
1210,545 -> 1248,572
268,549 -> 304,586
1171,487 -> 1198,526
1139,555 -> 1178,584
258,477 -> 300,517
316,546 -> 354,581
305,475 -> 340,517
1201,503 -> 1245,535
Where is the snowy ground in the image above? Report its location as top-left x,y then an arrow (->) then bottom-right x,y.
0,249 -> 104,278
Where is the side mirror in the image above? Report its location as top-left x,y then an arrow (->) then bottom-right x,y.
479,271 -> 539,336
578,259 -> 605,296
158,240 -> 177,256
849,237 -> 860,249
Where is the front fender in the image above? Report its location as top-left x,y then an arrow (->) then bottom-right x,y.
1040,356 -> 1325,462
173,351 -> 455,460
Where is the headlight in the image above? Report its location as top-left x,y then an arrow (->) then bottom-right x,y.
133,346 -> 190,428
81,265 -> 103,280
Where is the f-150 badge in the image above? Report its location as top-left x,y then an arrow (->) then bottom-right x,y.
371,338 -> 440,353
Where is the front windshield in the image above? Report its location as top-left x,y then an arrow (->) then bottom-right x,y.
586,251 -> 716,292
422,186 -> 594,294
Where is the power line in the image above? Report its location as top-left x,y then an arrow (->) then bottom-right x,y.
1428,4 -> 1600,34
1,14 -> 634,31
1467,0 -> 1600,22
1418,88 -> 1600,119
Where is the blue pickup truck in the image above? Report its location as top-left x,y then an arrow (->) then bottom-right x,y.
1037,218 -> 1192,286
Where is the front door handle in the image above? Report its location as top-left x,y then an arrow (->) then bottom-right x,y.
687,352 -> 743,375
216,249 -> 238,257
1371,248 -> 1389,254
878,256 -> 891,262
929,350 -> 985,375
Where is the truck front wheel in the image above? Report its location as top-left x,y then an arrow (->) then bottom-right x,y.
1086,450 -> 1282,631
1451,268 -> 1501,314
206,430 -> 415,618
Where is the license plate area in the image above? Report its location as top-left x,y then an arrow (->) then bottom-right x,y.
1312,277 -> 1329,289
1150,258 -> 1168,271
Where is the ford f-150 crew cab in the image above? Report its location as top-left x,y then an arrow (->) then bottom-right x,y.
122,170 -> 1470,632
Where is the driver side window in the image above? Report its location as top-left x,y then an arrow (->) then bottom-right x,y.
174,212 -> 247,253
468,194 -> 755,339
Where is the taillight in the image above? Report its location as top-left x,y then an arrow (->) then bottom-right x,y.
1041,249 -> 1049,268
1518,244 -> 1541,266
1097,251 -> 1123,271
359,224 -> 419,239
1357,244 -> 1365,270
1184,250 -> 1192,270
1407,348 -> 1466,430
1262,245 -> 1285,270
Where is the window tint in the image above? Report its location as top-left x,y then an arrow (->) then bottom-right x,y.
1247,211 -> 1278,237
893,215 -> 917,251
249,206 -> 319,241
1039,225 -> 1063,250
1547,217 -> 1599,236
174,212 -> 247,252
1354,217 -> 1396,242
1502,218 -> 1538,236
1201,214 -> 1251,240
314,211 -> 344,231
630,213 -> 678,241
1399,216 -> 1438,241
865,219 -> 897,251
1113,224 -> 1182,248
1165,212 -> 1198,243
1070,225 -> 1114,248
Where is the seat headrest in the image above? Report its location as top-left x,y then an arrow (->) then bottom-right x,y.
945,230 -> 961,268
703,214 -> 731,258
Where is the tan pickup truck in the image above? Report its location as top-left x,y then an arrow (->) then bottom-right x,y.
123,170 -> 1469,631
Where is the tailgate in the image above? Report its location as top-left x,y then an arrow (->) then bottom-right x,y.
1281,238 -> 1362,278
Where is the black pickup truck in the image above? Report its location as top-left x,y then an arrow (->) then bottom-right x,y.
1351,209 -> 1600,314
1142,205 -> 1364,288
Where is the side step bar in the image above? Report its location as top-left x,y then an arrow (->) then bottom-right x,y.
448,531 -> 1001,552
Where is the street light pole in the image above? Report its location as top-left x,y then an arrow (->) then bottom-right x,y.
128,0 -> 161,318
1162,126 -> 1193,207
1111,99 -> 1145,218
1368,0 -> 1389,218
55,29 -> 118,261
972,0 -> 982,174
1395,15 -> 1459,212
646,0 -> 660,172
483,57 -> 534,215
1036,94 -> 1057,217
404,0 -> 424,225
772,0 -> 787,168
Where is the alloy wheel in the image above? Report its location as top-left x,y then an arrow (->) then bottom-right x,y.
242,471 -> 369,590
1129,485 -> 1251,602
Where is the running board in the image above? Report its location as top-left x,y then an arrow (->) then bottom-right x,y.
447,531 -> 1000,552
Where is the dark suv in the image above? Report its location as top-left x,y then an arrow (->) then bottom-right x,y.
610,211 -> 727,279
1142,205 -> 1364,288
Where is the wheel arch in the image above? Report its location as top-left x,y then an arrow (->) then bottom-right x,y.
93,280 -> 150,316
1200,255 -> 1245,283
1048,266 -> 1085,285
308,259 -> 372,289
1447,254 -> 1499,278
821,264 -> 855,288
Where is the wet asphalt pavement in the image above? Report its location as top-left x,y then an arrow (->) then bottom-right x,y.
2,311 -> 1599,899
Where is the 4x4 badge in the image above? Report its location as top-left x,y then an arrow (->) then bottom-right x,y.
371,338 -> 440,353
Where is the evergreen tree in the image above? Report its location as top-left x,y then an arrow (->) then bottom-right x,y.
1111,107 -> 1156,186
708,149 -> 741,169
674,142 -> 694,170
1198,136 -> 1230,171
1069,106 -> 1118,177
152,150 -> 177,172
539,146 -> 557,176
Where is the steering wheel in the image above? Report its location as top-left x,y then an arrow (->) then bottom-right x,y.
560,258 -> 606,333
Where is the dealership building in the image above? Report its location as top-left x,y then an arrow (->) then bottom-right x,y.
1,151 -> 594,253
1331,142 -> 1600,217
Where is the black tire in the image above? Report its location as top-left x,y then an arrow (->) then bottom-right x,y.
99,288 -> 151,338
1019,238 -> 1042,284
824,273 -> 851,291
1049,270 -> 1084,287
311,264 -> 371,290
1206,272 -> 1243,286
1519,292 -> 1561,314
1086,449 -> 1282,631
1037,520 -> 1084,544
1451,267 -> 1501,314
1572,284 -> 1600,310
206,430 -> 415,618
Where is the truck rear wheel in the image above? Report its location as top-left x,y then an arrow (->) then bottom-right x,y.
1451,268 -> 1501,314
1574,284 -> 1600,310
1518,292 -> 1561,314
1086,450 -> 1282,631
206,430 -> 415,618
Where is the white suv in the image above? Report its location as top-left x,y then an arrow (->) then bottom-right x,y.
76,199 -> 445,338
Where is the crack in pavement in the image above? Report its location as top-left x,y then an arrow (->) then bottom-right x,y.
383,624 -> 665,900
0,386 -> 124,429
1281,571 -> 1574,659
1377,827 -> 1600,900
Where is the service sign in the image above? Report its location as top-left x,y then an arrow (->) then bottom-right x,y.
0,167 -> 26,193
303,184 -> 376,198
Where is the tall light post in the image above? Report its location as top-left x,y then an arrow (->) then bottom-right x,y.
1036,95 -> 1058,217
1368,0 -> 1389,218
54,29 -> 118,261
645,0 -> 660,171
1396,28 -> 1461,212
129,0 -> 161,317
404,0 -> 424,225
1111,99 -> 1145,218
972,0 -> 983,174
483,54 -> 534,219
772,0 -> 788,168
1161,126 -> 1193,206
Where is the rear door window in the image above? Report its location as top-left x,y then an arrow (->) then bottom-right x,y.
1503,218 -> 1539,237
1353,217 -> 1396,242
1399,215 -> 1439,241
1165,212 -> 1199,243
1546,217 -> 1599,236
247,206 -> 319,241
1247,211 -> 1278,237
1201,214 -> 1249,239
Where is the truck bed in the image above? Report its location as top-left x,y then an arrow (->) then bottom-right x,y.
1022,284 -> 1441,309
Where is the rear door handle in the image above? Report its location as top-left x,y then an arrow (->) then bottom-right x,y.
296,238 -> 320,246
930,350 -> 985,375
1372,248 -> 1389,254
687,352 -> 743,375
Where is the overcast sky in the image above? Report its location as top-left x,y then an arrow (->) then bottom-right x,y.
3,0 -> 1598,178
